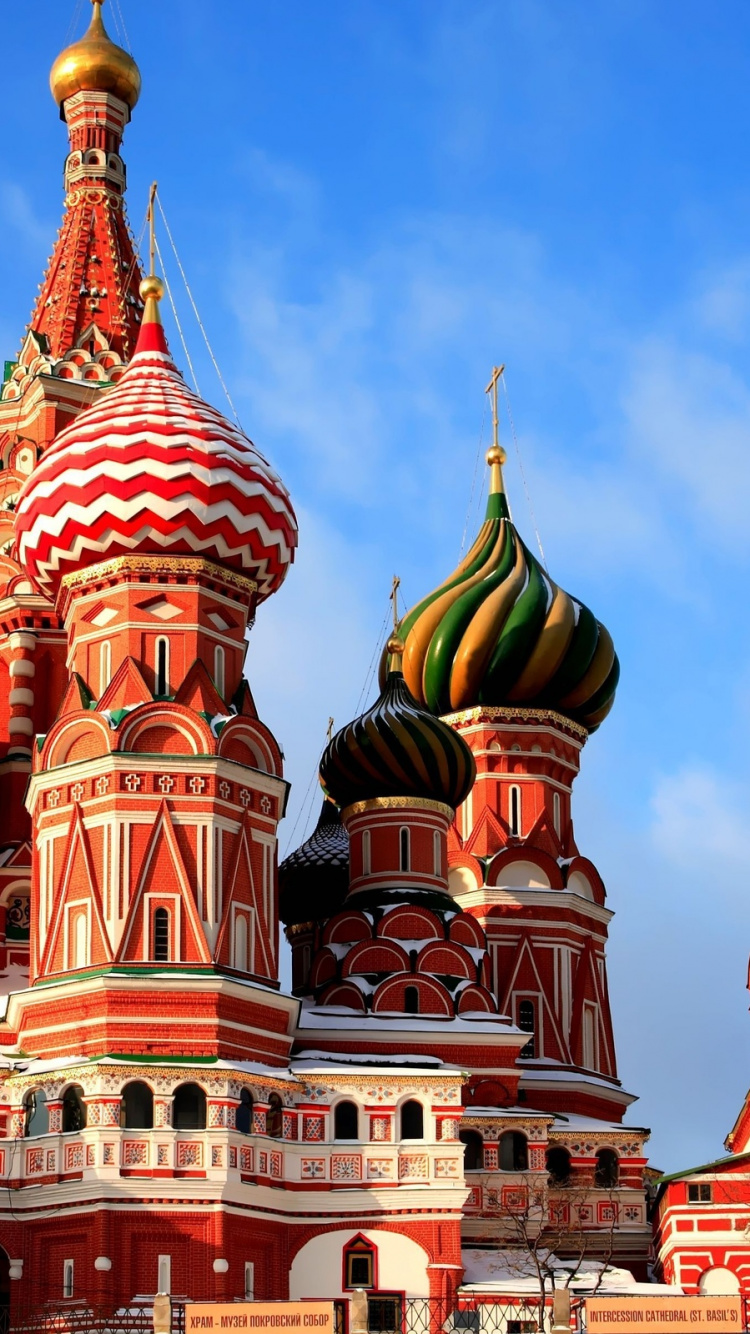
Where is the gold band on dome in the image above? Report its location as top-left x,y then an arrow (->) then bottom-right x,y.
59,554 -> 259,596
342,796 -> 454,821
443,703 -> 588,740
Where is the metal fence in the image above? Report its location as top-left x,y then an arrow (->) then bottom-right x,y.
0,1306 -> 185,1334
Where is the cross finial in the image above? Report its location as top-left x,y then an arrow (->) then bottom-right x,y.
326,716 -> 334,743
148,181 -> 158,277
390,574 -> 401,635
485,364 -> 506,452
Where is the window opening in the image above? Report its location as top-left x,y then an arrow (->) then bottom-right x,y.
518,998 -> 535,1058
23,1089 -> 48,1138
404,985 -> 419,1015
63,1261 -> 74,1300
99,639 -> 111,696
499,1130 -> 528,1172
509,785 -> 521,837
334,1101 -> 358,1140
73,910 -> 87,969
400,1100 -> 424,1140
121,1080 -> 154,1130
399,827 -> 410,872
214,645 -> 225,699
236,1088 -> 253,1135
234,914 -> 248,971
344,1238 -> 375,1291
362,830 -> 371,876
155,637 -> 169,696
153,907 -> 170,962
433,830 -> 441,877
172,1083 -> 206,1130
688,1183 -> 712,1204
367,1297 -> 402,1333
546,1146 -> 571,1186
244,1263 -> 255,1301
553,791 -> 561,837
62,1085 -> 86,1133
595,1148 -> 619,1188
267,1092 -> 283,1138
460,1130 -> 483,1171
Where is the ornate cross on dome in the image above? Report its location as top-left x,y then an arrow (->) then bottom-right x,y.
485,363 -> 506,453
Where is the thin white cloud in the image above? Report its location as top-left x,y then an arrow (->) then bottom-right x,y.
650,763 -> 750,875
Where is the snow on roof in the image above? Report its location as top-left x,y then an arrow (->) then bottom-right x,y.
460,1250 -> 678,1296
292,1056 -> 462,1074
298,1001 -> 521,1035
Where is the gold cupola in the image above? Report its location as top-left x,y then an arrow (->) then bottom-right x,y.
50,0 -> 141,112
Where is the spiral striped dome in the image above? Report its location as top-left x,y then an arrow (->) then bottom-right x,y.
320,662 -> 476,811
14,293 -> 297,600
385,451 -> 619,731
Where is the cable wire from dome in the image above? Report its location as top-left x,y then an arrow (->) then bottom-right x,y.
501,366 -> 547,572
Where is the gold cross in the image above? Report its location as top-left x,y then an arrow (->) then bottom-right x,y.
326,716 -> 334,743
485,364 -> 506,451
390,574 -> 401,634
148,181 -> 158,277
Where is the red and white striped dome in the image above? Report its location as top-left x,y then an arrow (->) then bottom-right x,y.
14,294 -> 297,600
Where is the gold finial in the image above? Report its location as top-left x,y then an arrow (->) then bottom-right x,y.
139,183 -> 164,303
387,576 -> 405,662
484,365 -> 507,494
50,0 -> 141,111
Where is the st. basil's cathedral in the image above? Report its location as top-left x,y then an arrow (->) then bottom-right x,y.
0,0 -> 737,1320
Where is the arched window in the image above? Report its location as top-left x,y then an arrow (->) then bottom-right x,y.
400,1100 -> 424,1140
72,910 -> 87,969
499,1130 -> 528,1172
234,915 -> 248,971
518,999 -> 535,1058
433,831 -> 442,877
153,907 -> 170,962
362,830 -> 371,876
23,1089 -> 48,1137
553,792 -> 561,837
214,645 -> 225,699
99,639 -> 111,696
509,785 -> 521,837
172,1083 -> 206,1130
62,1085 -> 86,1133
63,1260 -> 74,1300
595,1148 -> 619,1188
460,1130 -> 483,1171
547,1146 -> 571,1185
236,1088 -> 253,1135
399,827 -> 410,872
404,985 -> 419,1015
121,1080 -> 153,1129
334,1101 -> 359,1140
267,1092 -> 283,1138
583,1005 -> 598,1069
344,1236 -> 375,1290
155,637 -> 169,697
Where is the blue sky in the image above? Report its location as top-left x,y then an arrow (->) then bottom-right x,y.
3,0 -> 750,1171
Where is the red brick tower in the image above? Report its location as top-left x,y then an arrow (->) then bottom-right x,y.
0,0 -> 146,996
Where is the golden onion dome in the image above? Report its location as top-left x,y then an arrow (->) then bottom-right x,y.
50,0 -> 141,112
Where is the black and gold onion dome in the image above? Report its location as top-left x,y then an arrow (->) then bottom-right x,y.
383,444 -> 619,732
279,798 -> 350,928
50,0 -> 141,111
320,639 -> 476,811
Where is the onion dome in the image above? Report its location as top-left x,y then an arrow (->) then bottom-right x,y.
387,447 -> 619,731
14,277 -> 298,601
51,0 -> 141,111
320,639 -> 476,811
279,799 -> 350,927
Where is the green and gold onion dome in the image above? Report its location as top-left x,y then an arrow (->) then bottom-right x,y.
320,639 -> 476,811
383,446 -> 619,732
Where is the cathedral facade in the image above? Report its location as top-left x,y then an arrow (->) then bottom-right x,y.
0,1 -> 653,1316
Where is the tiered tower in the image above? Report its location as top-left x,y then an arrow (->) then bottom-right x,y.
390,396 -> 627,1121
0,0 -> 145,995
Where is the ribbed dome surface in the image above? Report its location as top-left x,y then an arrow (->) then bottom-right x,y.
14,302 -> 297,600
50,1 -> 141,111
387,458 -> 619,731
320,669 -> 476,811
279,799 -> 349,927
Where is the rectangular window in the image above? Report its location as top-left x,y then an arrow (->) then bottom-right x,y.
244,1262 -> 255,1300
63,1260 -> 74,1299
157,1255 -> 171,1295
687,1183 -> 712,1203
367,1296 -> 402,1333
